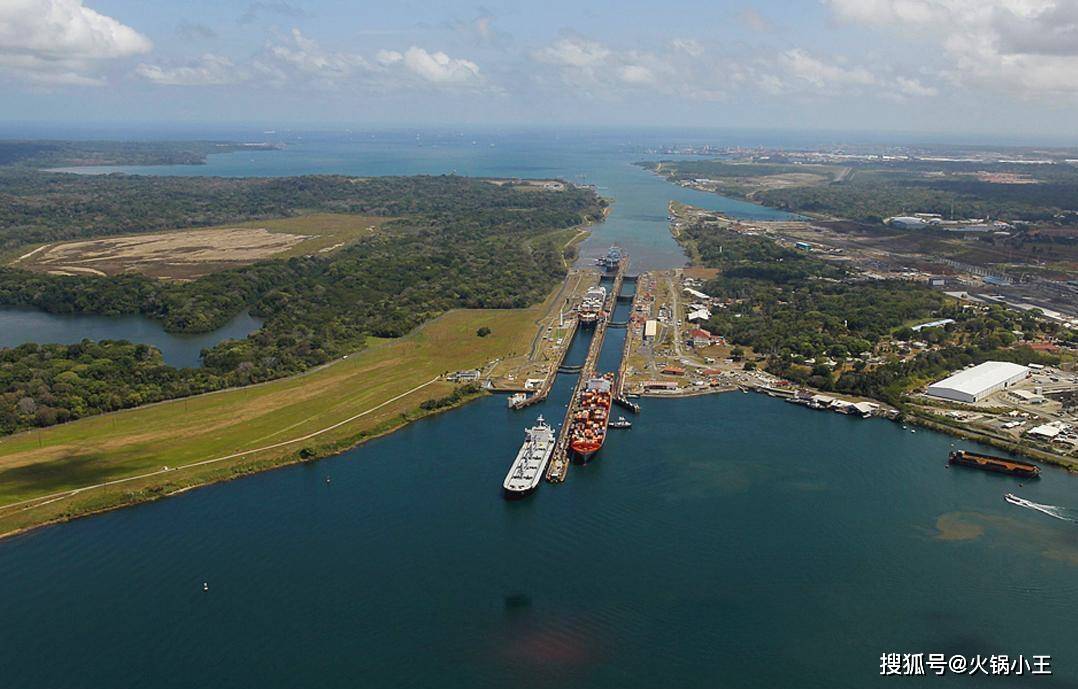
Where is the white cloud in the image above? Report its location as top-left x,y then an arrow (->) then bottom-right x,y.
779,49 -> 876,89
533,36 -> 611,68
894,75 -> 938,97
401,47 -> 480,83
530,35 -> 908,103
135,54 -> 239,86
448,13 -> 508,46
619,64 -> 655,85
268,28 -> 366,77
0,0 -> 151,85
250,30 -> 482,91
670,38 -> 704,57
376,50 -> 403,66
825,0 -> 1078,96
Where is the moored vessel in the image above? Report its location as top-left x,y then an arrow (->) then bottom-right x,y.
503,416 -> 557,497
577,286 -> 607,326
569,374 -> 613,463
948,450 -> 1040,479
507,392 -> 528,408
595,245 -> 625,272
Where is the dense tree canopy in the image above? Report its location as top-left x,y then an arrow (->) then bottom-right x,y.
0,172 -> 605,434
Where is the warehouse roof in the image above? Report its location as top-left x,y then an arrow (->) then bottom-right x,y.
928,361 -> 1029,397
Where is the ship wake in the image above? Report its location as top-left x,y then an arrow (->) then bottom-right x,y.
1005,494 -> 1078,523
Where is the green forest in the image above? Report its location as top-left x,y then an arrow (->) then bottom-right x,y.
675,217 -> 1066,405
0,140 -> 277,169
0,171 -> 604,434
644,158 -> 1078,225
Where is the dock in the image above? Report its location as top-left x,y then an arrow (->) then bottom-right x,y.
500,271 -> 596,409
510,313 -> 579,410
615,271 -> 646,401
547,259 -> 626,483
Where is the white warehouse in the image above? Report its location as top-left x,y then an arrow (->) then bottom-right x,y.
926,361 -> 1030,403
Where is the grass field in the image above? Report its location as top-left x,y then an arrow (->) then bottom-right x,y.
0,295 -> 552,537
11,213 -> 387,279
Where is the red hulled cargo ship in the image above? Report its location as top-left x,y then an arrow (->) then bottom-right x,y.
569,374 -> 614,463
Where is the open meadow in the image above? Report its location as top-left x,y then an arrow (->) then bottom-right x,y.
0,293 -> 554,537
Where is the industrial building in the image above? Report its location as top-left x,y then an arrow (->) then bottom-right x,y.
887,216 -> 930,229
643,319 -> 657,341
911,318 -> 955,332
925,361 -> 1030,403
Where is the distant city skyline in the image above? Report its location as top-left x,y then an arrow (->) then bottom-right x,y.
3,0 -> 1078,140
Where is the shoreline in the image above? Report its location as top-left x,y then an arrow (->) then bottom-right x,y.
0,386 -> 487,543
0,214 -> 605,541
632,204 -> 1078,473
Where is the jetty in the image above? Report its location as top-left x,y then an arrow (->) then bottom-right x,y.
510,309 -> 579,410
614,271 -> 646,404
505,273 -> 591,409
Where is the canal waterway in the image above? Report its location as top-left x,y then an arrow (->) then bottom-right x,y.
2,129 -> 1076,688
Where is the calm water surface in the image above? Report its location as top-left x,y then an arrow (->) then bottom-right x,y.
2,130 -> 1076,688
0,308 -> 261,368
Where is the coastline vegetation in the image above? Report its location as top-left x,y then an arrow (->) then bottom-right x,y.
0,139 -> 278,169
641,158 -> 1078,226
0,172 -> 604,435
673,212 -> 1069,407
0,303 -> 552,538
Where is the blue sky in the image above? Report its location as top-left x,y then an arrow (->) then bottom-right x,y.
3,0 -> 1078,139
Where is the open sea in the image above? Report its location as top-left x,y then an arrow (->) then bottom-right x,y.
1,128 -> 1076,688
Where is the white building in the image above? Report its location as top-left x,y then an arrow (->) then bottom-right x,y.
911,318 -> 955,332
643,319 -> 658,340
887,216 -> 930,229
1027,422 -> 1066,440
926,361 -> 1030,403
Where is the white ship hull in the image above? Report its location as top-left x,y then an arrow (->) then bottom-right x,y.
503,418 -> 556,497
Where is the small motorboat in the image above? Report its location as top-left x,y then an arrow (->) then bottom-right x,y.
1004,493 -> 1026,507
610,416 -> 632,429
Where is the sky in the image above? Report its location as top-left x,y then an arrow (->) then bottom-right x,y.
2,0 -> 1078,139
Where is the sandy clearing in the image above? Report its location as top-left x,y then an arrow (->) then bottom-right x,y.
15,245 -> 49,262
20,227 -> 309,279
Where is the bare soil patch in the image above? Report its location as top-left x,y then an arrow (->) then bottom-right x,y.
18,227 -> 307,279
13,213 -> 389,280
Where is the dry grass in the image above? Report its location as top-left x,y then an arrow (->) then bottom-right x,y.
12,213 -> 389,280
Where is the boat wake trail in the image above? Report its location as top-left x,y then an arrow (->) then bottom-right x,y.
1004,494 -> 1078,523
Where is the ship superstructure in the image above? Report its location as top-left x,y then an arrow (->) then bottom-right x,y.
503,416 -> 557,496
577,286 -> 607,326
595,246 -> 625,272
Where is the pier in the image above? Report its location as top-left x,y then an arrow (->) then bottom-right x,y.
615,270 -> 645,400
501,271 -> 595,409
546,260 -> 625,483
509,312 -> 577,410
